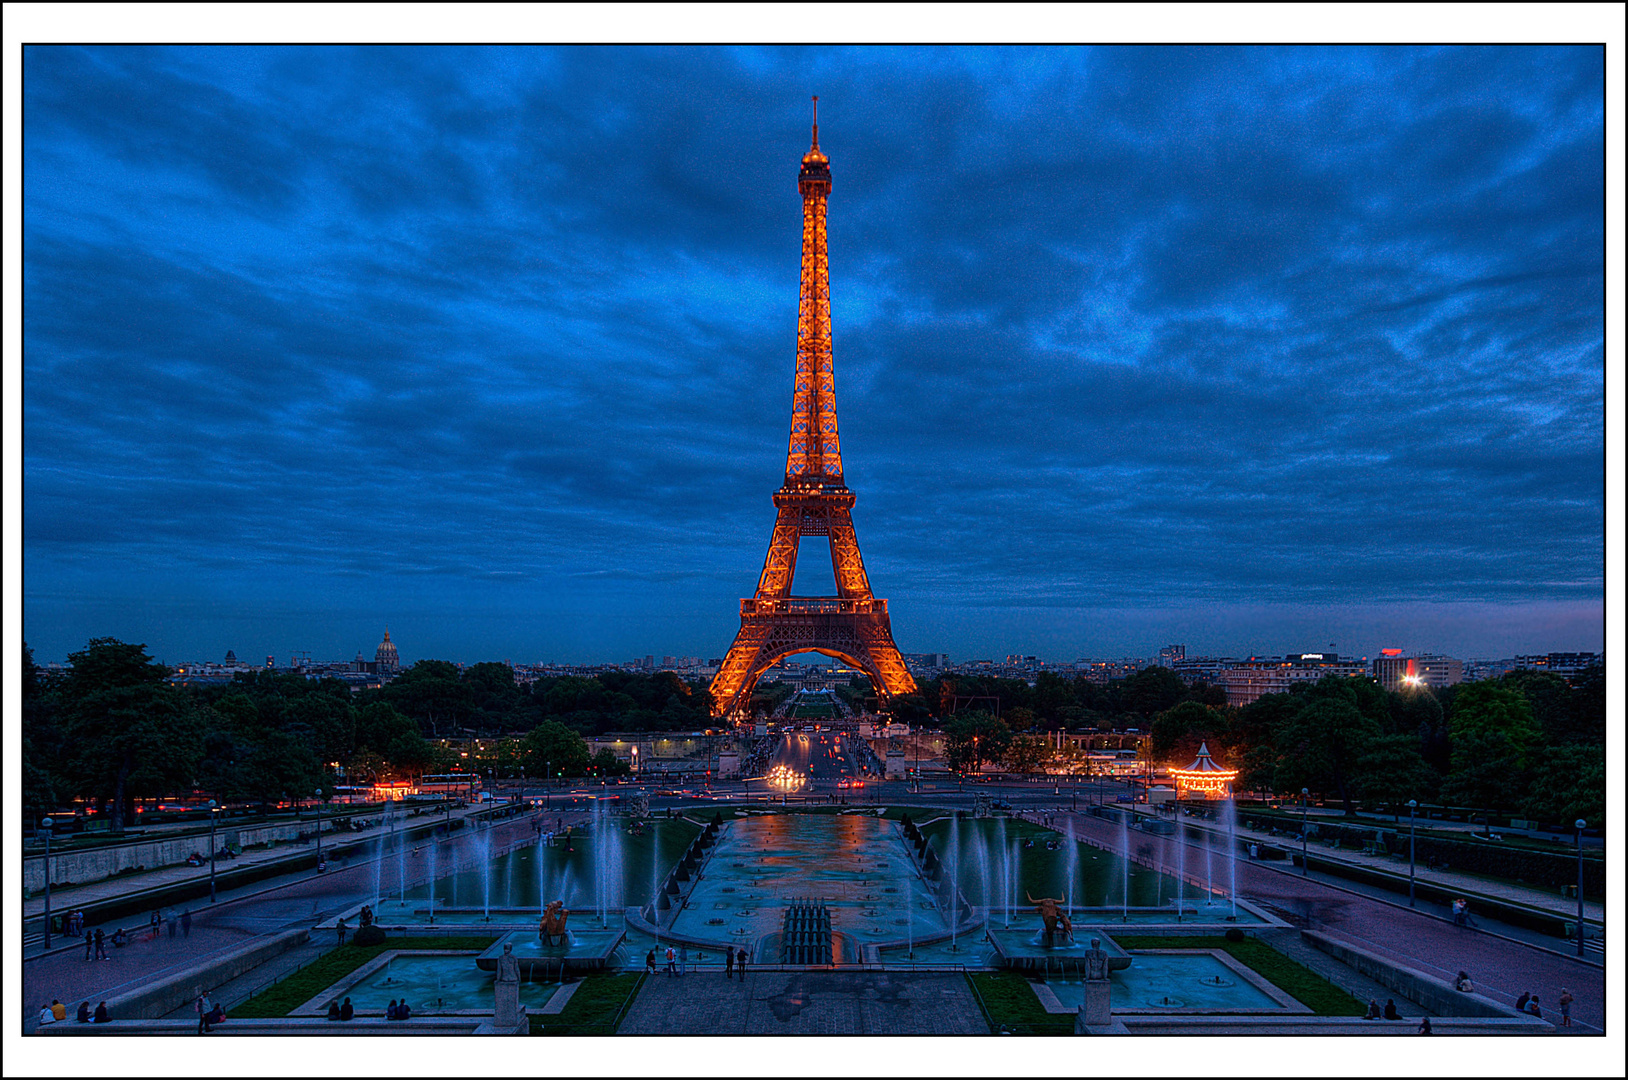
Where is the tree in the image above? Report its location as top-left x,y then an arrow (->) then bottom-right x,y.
1002,734 -> 1050,775
1149,701 -> 1224,762
1524,744 -> 1604,827
1448,681 -> 1540,769
384,660 -> 471,737
58,639 -> 204,832
1271,695 -> 1382,815
1439,730 -> 1525,815
1120,667 -> 1187,719
518,720 -> 591,778
1352,734 -> 1438,817
943,711 -> 1011,772
589,748 -> 631,777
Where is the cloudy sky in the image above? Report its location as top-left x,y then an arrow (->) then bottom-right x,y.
21,45 -> 1606,667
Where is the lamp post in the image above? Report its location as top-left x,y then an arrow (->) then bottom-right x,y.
40,814 -> 53,951
315,788 -> 325,872
1569,820 -> 1582,964
1300,789 -> 1309,877
1407,799 -> 1418,907
208,800 -> 220,902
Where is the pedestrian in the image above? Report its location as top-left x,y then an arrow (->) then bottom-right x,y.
196,994 -> 208,1034
1515,990 -> 1530,1014
167,912 -> 178,938
1559,988 -> 1573,1027
737,947 -> 746,981
665,946 -> 676,977
84,930 -> 93,961
725,945 -> 735,978
337,918 -> 348,946
1417,1016 -> 1431,1035
94,928 -> 107,960
645,948 -> 656,975
181,908 -> 191,937
679,945 -> 688,977
151,909 -> 162,940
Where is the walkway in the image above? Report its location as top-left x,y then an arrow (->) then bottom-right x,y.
620,970 -> 988,1034
1049,810 -> 1606,1034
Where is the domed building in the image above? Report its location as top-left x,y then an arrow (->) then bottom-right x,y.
374,628 -> 400,675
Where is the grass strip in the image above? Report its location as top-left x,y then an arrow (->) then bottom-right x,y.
231,935 -> 499,1018
532,973 -> 646,1035
966,972 -> 1074,1035
1109,935 -> 1366,1016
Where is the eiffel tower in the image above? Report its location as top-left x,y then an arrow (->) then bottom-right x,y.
710,100 -> 919,720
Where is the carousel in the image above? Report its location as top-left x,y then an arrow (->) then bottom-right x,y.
1167,742 -> 1237,800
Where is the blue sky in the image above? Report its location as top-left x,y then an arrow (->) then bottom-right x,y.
21,45 -> 1606,666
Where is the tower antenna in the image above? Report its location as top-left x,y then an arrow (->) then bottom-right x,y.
812,95 -> 819,147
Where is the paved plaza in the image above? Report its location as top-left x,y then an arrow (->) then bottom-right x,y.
620,971 -> 988,1035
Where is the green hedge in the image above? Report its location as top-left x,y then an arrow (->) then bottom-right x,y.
1110,935 -> 1364,1016
231,935 -> 498,1018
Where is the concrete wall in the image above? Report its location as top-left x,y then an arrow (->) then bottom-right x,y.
1301,930 -> 1547,1023
101,927 -> 311,1021
39,1017 -> 485,1036
25,820 -> 333,892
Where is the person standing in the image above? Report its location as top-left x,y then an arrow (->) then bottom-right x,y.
84,930 -> 94,961
1559,988 -> 1574,1027
665,946 -> 676,977
736,946 -> 746,981
725,945 -> 734,978
167,911 -> 178,939
181,908 -> 192,937
645,948 -> 656,975
150,909 -> 162,940
196,994 -> 207,1034
337,918 -> 348,946
94,928 -> 107,960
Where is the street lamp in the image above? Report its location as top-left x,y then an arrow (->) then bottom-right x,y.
315,788 -> 325,872
1569,820 -> 1582,964
208,800 -> 220,902
40,820 -> 54,944
1407,800 -> 1418,907
1300,789 -> 1310,877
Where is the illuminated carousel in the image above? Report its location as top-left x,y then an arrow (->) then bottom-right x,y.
1167,742 -> 1237,800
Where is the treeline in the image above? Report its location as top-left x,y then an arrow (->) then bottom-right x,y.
1133,668 -> 1603,826
22,639 -> 713,828
891,667 -> 1226,728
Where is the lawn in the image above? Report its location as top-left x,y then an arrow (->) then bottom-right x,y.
230,935 -> 499,1018
966,972 -> 1073,1035
1109,935 -> 1366,1016
531,973 -> 646,1035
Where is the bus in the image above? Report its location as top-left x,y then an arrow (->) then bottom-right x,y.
417,774 -> 482,799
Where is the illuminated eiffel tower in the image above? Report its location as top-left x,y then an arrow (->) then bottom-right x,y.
710,100 -> 918,719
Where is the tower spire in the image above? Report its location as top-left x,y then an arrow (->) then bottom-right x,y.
811,95 -> 819,148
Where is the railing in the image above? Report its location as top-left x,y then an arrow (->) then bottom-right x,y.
740,597 -> 886,616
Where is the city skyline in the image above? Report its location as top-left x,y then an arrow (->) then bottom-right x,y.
21,46 -> 1606,667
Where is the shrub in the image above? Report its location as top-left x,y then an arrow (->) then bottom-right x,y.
352,924 -> 387,947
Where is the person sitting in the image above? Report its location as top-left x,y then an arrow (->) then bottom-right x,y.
397,1000 -> 411,1020
1515,991 -> 1530,1013
326,1001 -> 341,1021
93,1002 -> 110,1023
1524,995 -> 1542,1018
112,929 -> 128,948
1383,999 -> 1401,1020
1418,1016 -> 1432,1035
38,1004 -> 54,1026
387,1000 -> 399,1020
76,1001 -> 91,1023
206,1004 -> 226,1026
1454,971 -> 1474,992
339,996 -> 355,1021
1365,998 -> 1382,1020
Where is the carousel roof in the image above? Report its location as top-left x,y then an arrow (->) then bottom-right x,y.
1171,742 -> 1235,775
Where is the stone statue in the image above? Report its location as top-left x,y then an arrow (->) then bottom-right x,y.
1026,893 -> 1074,940
496,942 -> 521,984
1085,937 -> 1110,981
539,900 -> 570,944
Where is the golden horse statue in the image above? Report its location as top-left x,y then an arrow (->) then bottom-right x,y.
1026,893 -> 1073,939
539,899 -> 570,942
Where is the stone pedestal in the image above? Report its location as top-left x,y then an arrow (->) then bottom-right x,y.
489,979 -> 527,1033
1075,978 -> 1126,1034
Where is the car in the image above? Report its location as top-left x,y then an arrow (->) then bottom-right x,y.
836,779 -> 851,789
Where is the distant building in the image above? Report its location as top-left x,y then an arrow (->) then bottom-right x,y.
1222,653 -> 1368,707
1511,652 -> 1600,684
1373,652 -> 1462,692
1157,644 -> 1187,667
374,628 -> 400,675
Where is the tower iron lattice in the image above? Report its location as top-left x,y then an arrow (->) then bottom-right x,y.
710,100 -> 918,719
